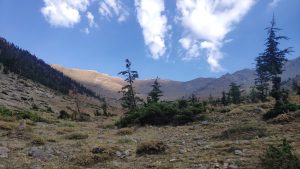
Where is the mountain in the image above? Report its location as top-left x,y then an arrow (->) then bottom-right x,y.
52,57 -> 300,100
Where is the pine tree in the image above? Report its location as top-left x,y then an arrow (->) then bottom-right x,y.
228,82 -> 243,104
221,91 -> 228,106
118,59 -> 140,112
248,86 -> 259,103
189,93 -> 198,105
255,16 -> 293,103
147,77 -> 163,103
102,98 -> 108,116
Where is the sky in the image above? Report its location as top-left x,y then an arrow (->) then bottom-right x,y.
0,0 -> 299,81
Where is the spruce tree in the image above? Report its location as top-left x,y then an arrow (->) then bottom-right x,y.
189,93 -> 198,105
255,16 -> 293,103
228,82 -> 243,104
118,59 -> 139,112
147,77 -> 163,103
221,91 -> 228,106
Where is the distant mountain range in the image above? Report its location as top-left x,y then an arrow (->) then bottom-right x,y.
52,57 -> 300,100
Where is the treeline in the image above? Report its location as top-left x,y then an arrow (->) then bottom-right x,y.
0,37 -> 96,97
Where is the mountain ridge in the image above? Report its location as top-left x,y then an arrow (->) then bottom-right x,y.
52,57 -> 300,100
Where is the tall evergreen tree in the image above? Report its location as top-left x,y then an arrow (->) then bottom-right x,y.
221,91 -> 228,106
228,82 -> 243,104
189,93 -> 198,105
255,16 -> 293,103
147,77 -> 163,103
248,86 -> 259,103
118,59 -> 139,112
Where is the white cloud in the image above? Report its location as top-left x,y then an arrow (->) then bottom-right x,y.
82,27 -> 90,34
99,0 -> 129,22
269,0 -> 281,8
86,11 -> 96,27
41,0 -> 90,27
176,0 -> 255,71
135,0 -> 169,59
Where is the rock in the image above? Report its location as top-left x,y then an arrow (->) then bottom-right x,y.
115,150 -> 130,159
193,136 -> 204,141
170,158 -> 177,162
228,164 -> 238,169
0,147 -> 9,158
28,146 -> 54,161
91,147 -> 105,154
197,141 -> 208,146
234,150 -> 243,156
201,121 -> 209,125
179,149 -> 187,154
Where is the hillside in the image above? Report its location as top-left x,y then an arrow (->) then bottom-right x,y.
52,57 -> 300,100
1,70 -> 300,168
0,37 -> 96,97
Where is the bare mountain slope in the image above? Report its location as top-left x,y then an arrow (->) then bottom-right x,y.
52,57 -> 300,100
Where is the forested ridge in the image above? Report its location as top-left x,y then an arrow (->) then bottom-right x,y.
0,37 -> 96,97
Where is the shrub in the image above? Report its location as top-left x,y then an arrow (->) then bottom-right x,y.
295,110 -> 300,118
116,128 -> 134,135
220,124 -> 268,140
65,133 -> 88,140
0,106 -> 47,123
270,113 -> 295,124
58,110 -> 70,119
263,103 -> 300,120
31,104 -> 39,111
116,102 -> 206,127
46,106 -> 53,113
136,140 -> 167,155
31,137 -> 45,145
260,139 -> 300,169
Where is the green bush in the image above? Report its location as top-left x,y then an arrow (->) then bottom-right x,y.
0,106 -> 47,122
263,103 -> 300,120
116,102 -> 206,127
261,139 -> 300,169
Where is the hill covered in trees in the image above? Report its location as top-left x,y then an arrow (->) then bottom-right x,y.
0,37 -> 96,97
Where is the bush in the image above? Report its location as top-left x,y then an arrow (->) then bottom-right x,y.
31,137 -> 45,145
220,124 -> 268,140
116,128 -> 134,135
58,110 -> 70,119
65,133 -> 88,140
261,139 -> 300,169
31,104 -> 39,111
116,102 -> 206,127
136,140 -> 167,155
263,103 -> 300,120
0,106 -> 47,122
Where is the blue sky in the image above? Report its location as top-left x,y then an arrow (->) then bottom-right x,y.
0,0 -> 299,81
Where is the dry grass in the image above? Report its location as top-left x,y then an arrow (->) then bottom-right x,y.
1,101 -> 300,168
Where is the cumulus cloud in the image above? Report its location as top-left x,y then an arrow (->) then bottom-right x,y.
41,0 -> 90,27
176,0 -> 255,71
135,0 -> 169,59
99,0 -> 129,22
269,0 -> 281,8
